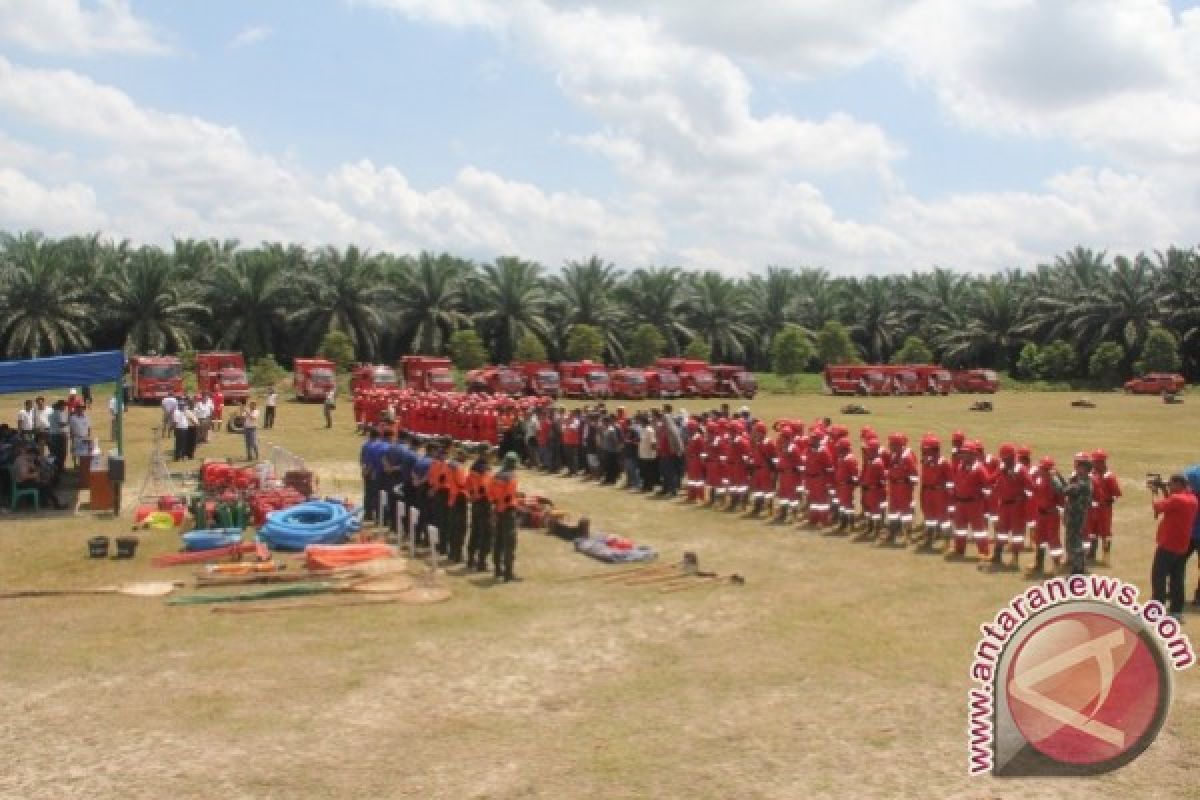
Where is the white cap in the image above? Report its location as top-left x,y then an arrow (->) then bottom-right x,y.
69,388 -> 77,394
739,405 -> 750,414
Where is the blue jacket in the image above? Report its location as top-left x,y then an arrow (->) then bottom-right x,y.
1186,465 -> 1200,542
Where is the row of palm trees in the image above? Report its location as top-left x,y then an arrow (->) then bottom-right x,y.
1,231 -> 1197,377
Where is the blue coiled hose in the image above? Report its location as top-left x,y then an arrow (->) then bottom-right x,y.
255,500 -> 363,551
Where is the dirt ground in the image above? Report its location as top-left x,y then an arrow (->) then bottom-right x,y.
0,391 -> 1197,799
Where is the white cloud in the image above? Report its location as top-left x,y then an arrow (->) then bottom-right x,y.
229,25 -> 272,49
0,167 -> 106,231
0,0 -> 170,56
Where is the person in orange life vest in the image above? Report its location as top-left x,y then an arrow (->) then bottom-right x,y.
803,428 -> 835,527
981,450 -> 1002,534
859,437 -> 886,537
824,425 -> 846,519
884,432 -> 919,544
950,441 -> 991,558
1030,455 -> 1067,575
772,426 -> 798,522
725,420 -> 752,511
561,409 -> 582,476
1016,445 -> 1037,548
211,388 -> 224,427
683,419 -> 706,503
465,447 -> 494,572
488,452 -> 521,582
1086,448 -> 1121,562
443,447 -> 470,564
918,435 -> 952,549
989,443 -> 1034,570
426,441 -> 450,556
833,437 -> 860,533
749,421 -> 777,516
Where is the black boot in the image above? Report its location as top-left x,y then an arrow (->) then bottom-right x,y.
1030,547 -> 1046,576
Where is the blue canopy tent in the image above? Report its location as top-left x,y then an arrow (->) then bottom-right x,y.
0,351 -> 126,455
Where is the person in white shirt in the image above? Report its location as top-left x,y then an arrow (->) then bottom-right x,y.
16,399 -> 34,439
161,395 -> 178,438
243,401 -> 261,461
171,401 -> 191,461
68,406 -> 91,468
108,395 -> 119,443
322,388 -> 335,429
33,396 -> 51,436
264,389 -> 278,430
194,394 -> 213,444
48,400 -> 69,476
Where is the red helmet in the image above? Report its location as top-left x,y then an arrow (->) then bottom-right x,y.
998,443 -> 1016,459
780,425 -> 794,438
706,422 -> 718,435
836,437 -> 853,451
952,430 -> 965,445
686,419 -> 699,431
865,437 -> 880,451
921,434 -> 940,449
809,427 -> 824,440
831,424 -> 848,438
965,440 -> 982,454
1040,456 -> 1055,469
1016,445 -> 1032,459
859,426 -> 875,441
754,421 -> 767,434
1074,451 -> 1093,465
1092,449 -> 1107,463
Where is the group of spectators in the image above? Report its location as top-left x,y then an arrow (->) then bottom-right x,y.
501,401 -> 689,495
2,388 -> 97,510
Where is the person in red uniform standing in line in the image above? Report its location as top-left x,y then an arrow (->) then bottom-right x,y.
803,428 -> 834,527
683,419 -> 705,503
726,420 -> 752,512
833,437 -> 859,533
989,443 -> 1032,570
884,432 -> 918,545
1029,456 -> 1066,575
1016,445 -> 1036,553
748,422 -> 775,516
773,426 -> 799,523
859,437 -> 886,538
1087,448 -> 1121,563
919,435 -> 952,550
703,421 -> 723,507
950,441 -> 990,558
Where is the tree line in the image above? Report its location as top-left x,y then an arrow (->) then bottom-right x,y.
0,231 -> 1195,383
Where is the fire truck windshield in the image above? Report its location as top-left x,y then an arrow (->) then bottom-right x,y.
373,369 -> 397,386
220,369 -> 247,384
310,368 -> 335,382
141,364 -> 181,379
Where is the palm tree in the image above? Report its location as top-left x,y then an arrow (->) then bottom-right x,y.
793,268 -> 840,331
547,255 -> 625,362
744,266 -> 799,368
615,267 -> 694,355
392,251 -> 471,356
837,275 -> 902,363
1155,247 -> 1200,372
473,256 -> 549,363
100,246 -> 208,354
288,245 -> 393,361
172,237 -> 238,283
205,248 -> 297,360
938,275 -> 1029,368
685,271 -> 752,362
0,232 -> 92,357
1067,254 -> 1159,366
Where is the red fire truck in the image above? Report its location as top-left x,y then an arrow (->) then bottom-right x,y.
465,366 -> 525,396
710,365 -> 758,399
952,369 -> 999,394
644,368 -> 682,399
559,361 -> 611,399
293,358 -> 337,402
888,366 -> 922,396
912,365 -> 954,395
400,355 -> 456,392
195,352 -> 250,403
350,363 -> 399,394
512,361 -> 561,397
655,358 -> 715,397
610,368 -> 648,399
823,365 -> 892,396
125,355 -> 184,404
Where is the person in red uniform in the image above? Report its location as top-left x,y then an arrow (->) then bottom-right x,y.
919,434 -> 952,549
950,441 -> 990,558
1150,474 -> 1199,619
773,426 -> 799,523
860,437 -> 886,538
989,443 -> 1032,570
1030,456 -> 1066,575
703,422 -> 723,507
1086,448 -> 1121,562
803,428 -> 834,527
884,432 -> 918,545
726,420 -> 752,511
833,437 -> 859,533
981,450 -> 1002,535
684,420 -> 706,502
950,430 -> 966,468
1016,445 -> 1036,550
749,422 -> 776,515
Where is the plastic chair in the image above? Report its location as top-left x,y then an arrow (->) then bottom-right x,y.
4,466 -> 40,512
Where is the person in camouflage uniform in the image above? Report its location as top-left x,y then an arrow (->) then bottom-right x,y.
1063,452 -> 1093,575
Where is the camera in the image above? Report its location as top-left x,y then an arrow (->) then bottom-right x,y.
1145,472 -> 1168,494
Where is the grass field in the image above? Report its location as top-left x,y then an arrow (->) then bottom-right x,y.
1,389 -> 1197,799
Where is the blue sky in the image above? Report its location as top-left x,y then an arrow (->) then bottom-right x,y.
1,0 -> 1198,274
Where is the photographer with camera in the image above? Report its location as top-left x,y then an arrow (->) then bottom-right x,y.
1148,472 -> 1199,620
